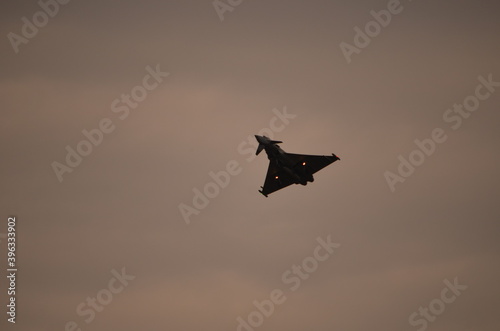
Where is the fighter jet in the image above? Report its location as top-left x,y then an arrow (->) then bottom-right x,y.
255,135 -> 340,197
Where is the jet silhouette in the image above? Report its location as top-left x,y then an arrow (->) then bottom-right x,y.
255,135 -> 340,197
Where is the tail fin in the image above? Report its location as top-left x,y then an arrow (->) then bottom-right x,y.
256,144 -> 265,155
256,139 -> 282,155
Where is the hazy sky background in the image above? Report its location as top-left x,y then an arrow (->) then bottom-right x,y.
1,1 -> 499,330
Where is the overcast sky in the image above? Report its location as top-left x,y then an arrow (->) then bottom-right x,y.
1,1 -> 499,330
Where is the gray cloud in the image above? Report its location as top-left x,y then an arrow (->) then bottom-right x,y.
1,0 -> 499,330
